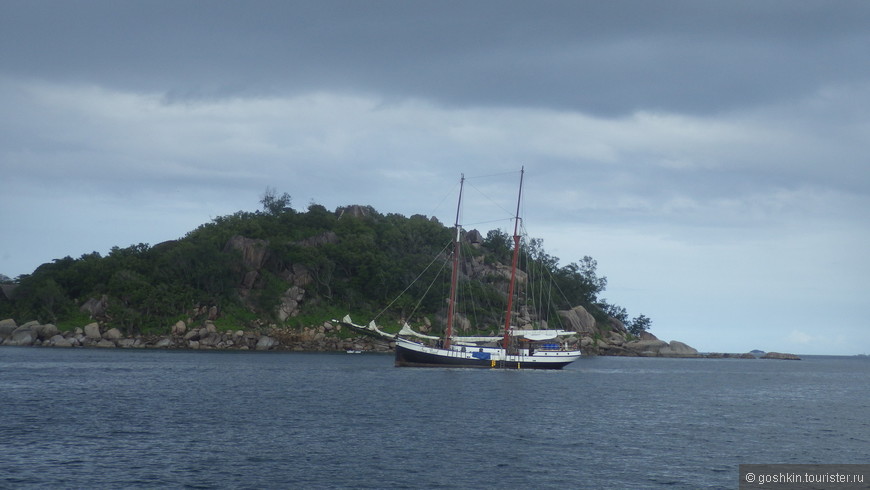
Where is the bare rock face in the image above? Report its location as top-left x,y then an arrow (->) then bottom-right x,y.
336,205 -> 371,219
465,229 -> 484,246
287,263 -> 313,287
558,306 -> 597,335
295,231 -> 338,247
277,286 -> 305,322
224,235 -> 270,271
241,270 -> 259,289
487,264 -> 528,286
607,330 -> 625,346
103,328 -> 123,341
608,317 -> 628,334
80,295 -> 108,318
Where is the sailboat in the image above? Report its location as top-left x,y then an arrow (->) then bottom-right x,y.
341,168 -> 582,369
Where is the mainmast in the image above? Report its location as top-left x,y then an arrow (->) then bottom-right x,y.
444,174 -> 464,349
502,167 -> 524,350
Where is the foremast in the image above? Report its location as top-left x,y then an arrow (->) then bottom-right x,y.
502,167 -> 524,350
444,173 -> 464,349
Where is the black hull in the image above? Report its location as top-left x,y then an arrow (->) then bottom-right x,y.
395,343 -> 574,370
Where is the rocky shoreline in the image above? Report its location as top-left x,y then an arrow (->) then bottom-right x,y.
0,318 -> 392,353
1,317 -> 800,360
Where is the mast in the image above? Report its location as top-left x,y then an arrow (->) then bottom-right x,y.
502,167 -> 524,350
444,174 -> 464,349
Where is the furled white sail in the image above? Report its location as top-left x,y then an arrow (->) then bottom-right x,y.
398,323 -> 440,340
512,329 -> 578,341
339,315 -> 395,339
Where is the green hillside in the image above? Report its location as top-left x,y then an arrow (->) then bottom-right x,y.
0,192 -> 648,338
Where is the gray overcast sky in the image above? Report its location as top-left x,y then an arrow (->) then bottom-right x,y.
2,0 -> 868,354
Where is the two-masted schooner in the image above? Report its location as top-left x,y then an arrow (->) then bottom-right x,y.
341,168 -> 582,369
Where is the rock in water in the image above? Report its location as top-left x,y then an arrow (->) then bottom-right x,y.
761,352 -> 801,360
665,340 -> 699,357
256,336 -> 278,351
7,325 -> 35,346
84,323 -> 102,340
623,339 -> 701,357
0,319 -> 18,339
33,323 -> 58,340
50,335 -> 73,347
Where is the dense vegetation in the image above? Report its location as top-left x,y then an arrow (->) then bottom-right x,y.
0,190 -> 650,337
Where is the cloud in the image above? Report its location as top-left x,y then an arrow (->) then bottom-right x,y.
4,2 -> 870,115
4,76 -> 868,256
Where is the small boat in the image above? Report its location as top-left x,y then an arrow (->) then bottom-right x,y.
340,168 -> 582,369
346,350 -> 363,354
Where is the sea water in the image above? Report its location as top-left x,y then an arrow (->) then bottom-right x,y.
1,347 -> 868,488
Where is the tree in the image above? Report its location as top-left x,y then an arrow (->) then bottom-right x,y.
628,314 -> 652,337
551,255 -> 607,309
15,277 -> 70,323
260,186 -> 292,215
576,256 -> 607,295
526,237 -> 559,272
483,229 -> 512,264
600,301 -> 628,324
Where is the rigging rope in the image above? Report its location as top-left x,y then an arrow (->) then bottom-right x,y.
371,239 -> 454,323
